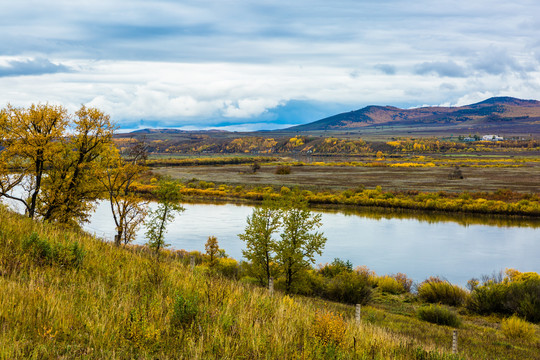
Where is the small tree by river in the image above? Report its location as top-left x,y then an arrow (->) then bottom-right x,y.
239,192 -> 326,292
145,180 -> 185,255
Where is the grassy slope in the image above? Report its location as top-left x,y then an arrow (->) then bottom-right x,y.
0,206 -> 538,359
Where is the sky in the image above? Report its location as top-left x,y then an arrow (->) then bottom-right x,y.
1,0 -> 540,131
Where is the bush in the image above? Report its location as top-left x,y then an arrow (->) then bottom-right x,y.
466,282 -> 507,315
214,258 -> 239,279
501,316 -> 538,344
170,293 -> 198,329
318,258 -> 353,278
393,273 -> 413,293
275,165 -> 291,175
22,232 -> 52,265
417,305 -> 461,327
376,275 -> 405,294
417,277 -> 468,306
467,271 -> 540,322
311,311 -> 347,347
22,232 -> 85,268
323,272 -> 372,305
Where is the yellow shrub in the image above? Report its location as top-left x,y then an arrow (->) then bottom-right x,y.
376,275 -> 405,294
501,316 -> 538,344
505,268 -> 540,283
311,311 -> 347,347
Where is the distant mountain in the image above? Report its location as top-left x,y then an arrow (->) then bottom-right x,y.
288,97 -> 540,132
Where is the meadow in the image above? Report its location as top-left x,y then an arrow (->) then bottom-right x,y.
132,153 -> 540,218
1,205 -> 539,359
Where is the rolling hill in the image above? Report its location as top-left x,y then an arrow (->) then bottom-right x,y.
288,97 -> 540,134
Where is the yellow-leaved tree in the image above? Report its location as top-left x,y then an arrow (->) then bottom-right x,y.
99,138 -> 149,246
0,103 -> 116,227
39,105 -> 116,226
0,103 -> 69,219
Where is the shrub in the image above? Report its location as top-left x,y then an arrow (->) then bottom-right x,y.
275,165 -> 291,175
466,282 -> 508,315
22,232 -> 52,265
170,293 -> 198,329
251,162 -> 261,173
417,305 -> 461,327
501,316 -> 538,344
318,258 -> 353,278
52,240 -> 85,269
393,273 -> 413,293
323,272 -> 372,305
22,232 -> 85,268
467,272 -> 540,322
311,311 -> 347,347
417,277 -> 468,306
214,258 -> 239,279
376,275 -> 405,294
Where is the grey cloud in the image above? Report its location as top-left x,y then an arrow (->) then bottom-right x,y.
414,61 -> 468,78
472,47 -> 524,75
0,58 -> 71,77
375,64 -> 396,75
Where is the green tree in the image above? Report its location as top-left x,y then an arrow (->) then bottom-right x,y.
238,196 -> 282,286
145,180 -> 185,254
275,194 -> 326,293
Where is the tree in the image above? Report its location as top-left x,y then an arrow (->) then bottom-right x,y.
0,103 -> 68,219
238,196 -> 282,285
39,105 -> 115,225
275,193 -> 326,293
145,180 -> 185,254
205,236 -> 219,266
0,104 -> 116,226
99,139 -> 148,246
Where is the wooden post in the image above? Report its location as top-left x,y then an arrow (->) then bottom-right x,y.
355,304 -> 361,323
268,277 -> 274,295
190,255 -> 195,271
452,329 -> 458,354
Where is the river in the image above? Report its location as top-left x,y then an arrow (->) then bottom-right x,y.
83,201 -> 540,287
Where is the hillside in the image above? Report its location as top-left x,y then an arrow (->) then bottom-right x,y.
288,97 -> 540,133
1,205 -> 540,359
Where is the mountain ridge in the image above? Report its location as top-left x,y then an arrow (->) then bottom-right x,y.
287,96 -> 540,132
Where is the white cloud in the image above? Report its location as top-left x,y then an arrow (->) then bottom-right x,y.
2,1 -> 540,128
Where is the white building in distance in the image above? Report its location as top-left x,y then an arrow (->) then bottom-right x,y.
482,134 -> 504,141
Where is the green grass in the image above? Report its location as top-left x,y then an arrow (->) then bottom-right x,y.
1,206 -> 539,359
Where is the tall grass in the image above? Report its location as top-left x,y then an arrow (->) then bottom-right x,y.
2,205 -> 539,359
0,206 -> 466,359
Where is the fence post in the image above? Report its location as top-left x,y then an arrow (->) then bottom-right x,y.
268,277 -> 274,295
355,304 -> 361,323
452,329 -> 458,354
190,255 -> 195,271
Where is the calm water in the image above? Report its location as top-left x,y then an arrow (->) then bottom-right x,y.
84,201 -> 540,286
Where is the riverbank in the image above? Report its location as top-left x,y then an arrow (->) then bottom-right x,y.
133,180 -> 540,218
1,206 -> 539,359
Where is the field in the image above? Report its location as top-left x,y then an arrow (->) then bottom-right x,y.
151,156 -> 540,194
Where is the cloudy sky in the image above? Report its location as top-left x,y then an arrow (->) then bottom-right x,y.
1,0 -> 540,131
